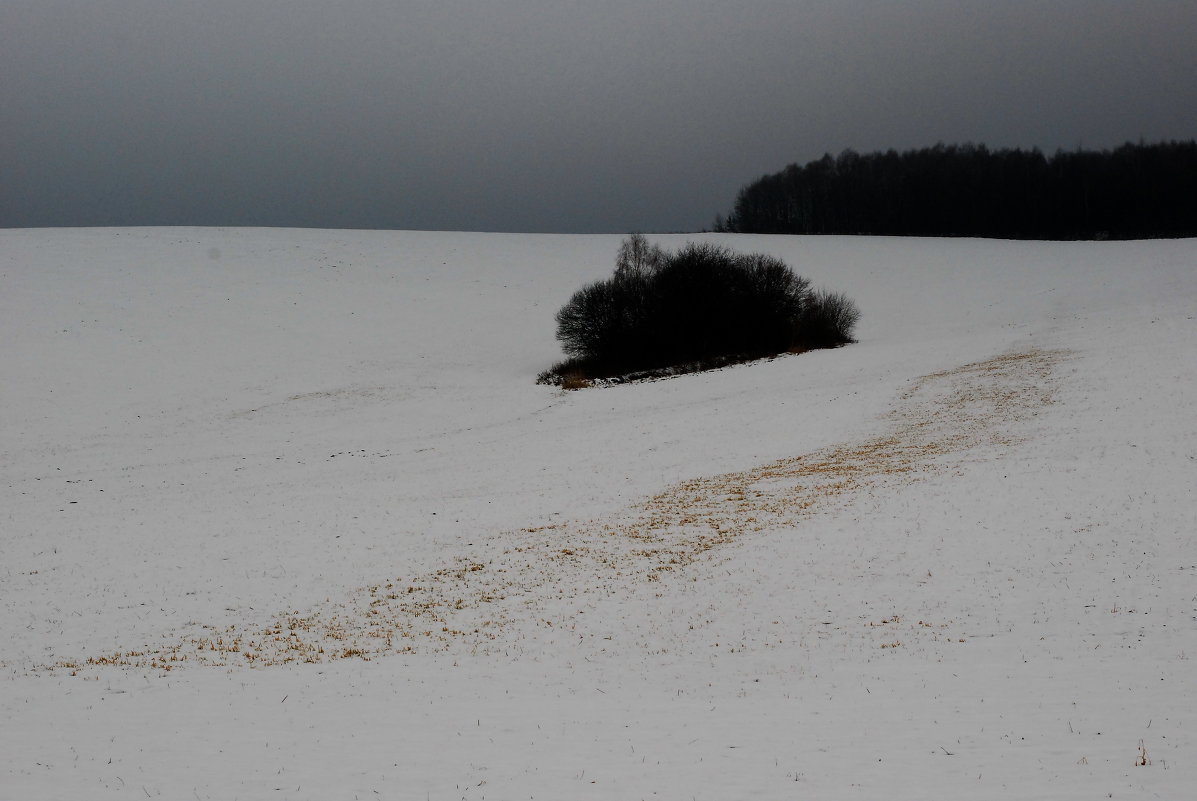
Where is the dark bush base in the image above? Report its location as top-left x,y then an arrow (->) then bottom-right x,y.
536,341 -> 850,389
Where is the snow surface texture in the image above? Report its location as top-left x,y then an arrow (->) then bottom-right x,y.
2,228 -> 1195,799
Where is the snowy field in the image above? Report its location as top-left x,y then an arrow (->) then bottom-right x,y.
2,228 -> 1195,800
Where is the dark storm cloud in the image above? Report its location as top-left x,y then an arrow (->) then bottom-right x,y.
3,0 -> 1195,232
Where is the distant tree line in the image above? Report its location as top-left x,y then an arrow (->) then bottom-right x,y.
714,140 -> 1197,239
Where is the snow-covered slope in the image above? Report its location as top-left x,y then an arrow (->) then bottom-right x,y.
2,228 -> 1194,799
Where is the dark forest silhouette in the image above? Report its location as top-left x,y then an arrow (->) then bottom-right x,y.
715,140 -> 1197,240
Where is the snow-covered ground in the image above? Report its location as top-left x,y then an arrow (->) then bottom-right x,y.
2,228 -> 1194,800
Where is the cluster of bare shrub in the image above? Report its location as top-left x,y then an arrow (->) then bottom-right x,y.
538,234 -> 859,387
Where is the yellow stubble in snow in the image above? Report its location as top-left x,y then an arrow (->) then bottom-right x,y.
49,348 -> 1066,673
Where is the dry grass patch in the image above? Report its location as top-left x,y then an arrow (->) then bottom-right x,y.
44,348 -> 1067,674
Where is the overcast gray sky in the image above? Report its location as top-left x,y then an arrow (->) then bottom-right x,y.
3,0 -> 1195,233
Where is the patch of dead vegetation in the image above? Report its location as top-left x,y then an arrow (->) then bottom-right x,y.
44,348 -> 1067,673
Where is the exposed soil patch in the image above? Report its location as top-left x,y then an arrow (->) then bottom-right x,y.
48,348 -> 1068,673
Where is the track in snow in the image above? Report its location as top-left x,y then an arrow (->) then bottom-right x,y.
48,348 -> 1068,674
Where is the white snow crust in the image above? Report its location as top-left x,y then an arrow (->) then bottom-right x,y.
2,228 -> 1195,799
